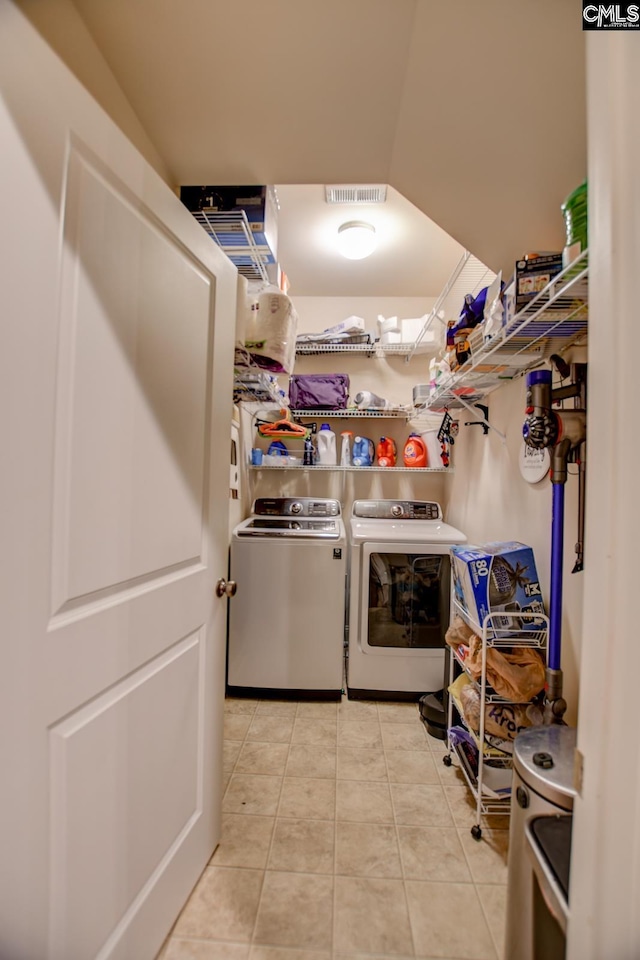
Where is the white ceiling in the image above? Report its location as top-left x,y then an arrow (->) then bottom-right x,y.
274,184 -> 464,297
19,0 -> 586,282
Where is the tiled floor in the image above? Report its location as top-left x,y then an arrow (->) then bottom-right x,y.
157,697 -> 508,960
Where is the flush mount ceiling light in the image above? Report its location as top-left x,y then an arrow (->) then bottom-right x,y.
336,220 -> 377,260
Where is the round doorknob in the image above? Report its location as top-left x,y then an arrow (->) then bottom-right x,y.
215,579 -> 237,598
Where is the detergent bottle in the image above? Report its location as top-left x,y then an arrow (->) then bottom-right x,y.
403,433 -> 427,467
352,436 -> 375,466
340,431 -> 353,466
376,437 -> 397,467
317,423 -> 337,465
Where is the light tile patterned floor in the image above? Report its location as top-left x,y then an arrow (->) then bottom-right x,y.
157,697 -> 508,960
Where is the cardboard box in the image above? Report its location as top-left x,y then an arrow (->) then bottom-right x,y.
451,542 -> 545,632
515,254 -> 563,310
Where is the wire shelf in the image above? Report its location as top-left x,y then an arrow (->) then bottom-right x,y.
290,408 -> 410,419
192,209 -> 271,282
426,251 -> 589,411
452,600 -> 548,647
249,464 -> 452,472
295,341 -> 436,357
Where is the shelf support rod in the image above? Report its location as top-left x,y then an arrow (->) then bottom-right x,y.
452,394 -> 506,442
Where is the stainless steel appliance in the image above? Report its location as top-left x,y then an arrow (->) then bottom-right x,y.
228,498 -> 346,698
505,725 -> 577,960
347,499 -> 466,698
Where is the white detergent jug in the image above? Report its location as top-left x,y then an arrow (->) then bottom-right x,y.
317,424 -> 337,465
340,430 -> 353,466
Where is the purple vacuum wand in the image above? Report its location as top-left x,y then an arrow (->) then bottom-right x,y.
523,367 -> 586,723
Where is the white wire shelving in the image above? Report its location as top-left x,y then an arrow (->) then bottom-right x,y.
249,464 -> 451,473
426,251 -> 589,413
445,603 -> 549,838
294,340 -> 436,358
192,209 -> 271,282
289,408 -> 411,420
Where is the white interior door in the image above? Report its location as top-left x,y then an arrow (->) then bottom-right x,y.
0,4 -> 236,958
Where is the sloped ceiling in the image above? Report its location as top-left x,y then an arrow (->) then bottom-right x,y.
22,0 -> 586,276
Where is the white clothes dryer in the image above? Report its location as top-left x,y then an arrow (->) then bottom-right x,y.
347,499 -> 466,699
228,497 -> 346,699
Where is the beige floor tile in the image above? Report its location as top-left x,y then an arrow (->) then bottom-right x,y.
296,701 -> 339,718
225,698 -> 259,715
385,748 -> 439,784
436,754 -> 469,786
426,733 -> 449,754
267,818 -> 334,873
250,948 -> 330,960
224,714 -> 253,741
253,871 -> 333,951
277,777 -> 336,820
476,884 -> 507,960
444,785 -> 510,831
285,744 -> 337,779
381,721 -> 428,752
337,746 -> 387,781
338,720 -> 383,749
247,716 -> 294,743
255,700 -> 298,718
377,702 -> 421,723
336,780 -> 393,823
406,880 -> 496,959
390,782 -> 454,827
211,814 -> 274,868
397,825 -> 471,882
224,739 -> 243,774
291,718 -> 337,745
334,876 -> 413,956
338,699 -> 379,720
223,775 -> 282,816
165,940 -> 250,959
335,821 -> 402,878
457,828 -> 510,884
173,866 -> 263,942
235,741 -> 290,776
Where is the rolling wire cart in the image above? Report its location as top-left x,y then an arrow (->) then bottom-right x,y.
443,604 -> 549,840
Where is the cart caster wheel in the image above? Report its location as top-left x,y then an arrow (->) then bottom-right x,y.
443,754 -> 452,767
471,825 -> 482,841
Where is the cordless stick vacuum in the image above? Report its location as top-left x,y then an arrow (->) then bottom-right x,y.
522,364 -> 587,723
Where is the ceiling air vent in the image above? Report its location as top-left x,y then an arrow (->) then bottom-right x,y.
324,184 -> 387,205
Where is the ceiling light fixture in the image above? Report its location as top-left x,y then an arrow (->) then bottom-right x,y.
336,220 -> 377,260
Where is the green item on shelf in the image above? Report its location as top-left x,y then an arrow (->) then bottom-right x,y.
561,180 -> 588,253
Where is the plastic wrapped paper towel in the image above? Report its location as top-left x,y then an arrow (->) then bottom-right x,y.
245,289 -> 298,374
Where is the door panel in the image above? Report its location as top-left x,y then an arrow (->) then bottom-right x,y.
0,4 -> 236,958
49,633 -> 202,959
54,141 -> 211,610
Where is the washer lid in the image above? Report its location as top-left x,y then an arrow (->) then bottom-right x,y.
350,517 -> 466,544
513,725 -> 577,808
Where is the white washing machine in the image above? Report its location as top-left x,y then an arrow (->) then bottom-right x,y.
347,499 -> 466,698
228,497 -> 346,698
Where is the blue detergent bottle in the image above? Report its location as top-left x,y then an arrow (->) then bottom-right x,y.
352,436 -> 374,466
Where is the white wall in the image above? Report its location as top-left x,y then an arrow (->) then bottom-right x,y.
246,295 -> 448,513
444,375 -> 584,726
567,35 -> 640,960
15,0 -> 173,184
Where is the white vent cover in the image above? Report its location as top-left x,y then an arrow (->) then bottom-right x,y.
325,184 -> 387,205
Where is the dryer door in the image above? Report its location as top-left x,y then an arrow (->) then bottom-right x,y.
360,542 -> 452,655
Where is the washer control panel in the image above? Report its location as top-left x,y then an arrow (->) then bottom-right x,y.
253,497 -> 341,518
352,500 -> 442,520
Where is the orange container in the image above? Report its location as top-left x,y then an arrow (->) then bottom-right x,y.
376,437 -> 397,467
403,433 -> 427,467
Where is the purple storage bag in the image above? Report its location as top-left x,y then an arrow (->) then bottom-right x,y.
289,373 -> 350,410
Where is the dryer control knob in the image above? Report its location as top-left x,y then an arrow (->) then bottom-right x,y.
391,504 -> 403,518
290,501 -> 303,514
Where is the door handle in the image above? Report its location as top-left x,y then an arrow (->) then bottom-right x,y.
215,578 -> 237,598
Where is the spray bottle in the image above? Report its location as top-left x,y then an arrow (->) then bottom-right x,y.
340,431 -> 353,466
